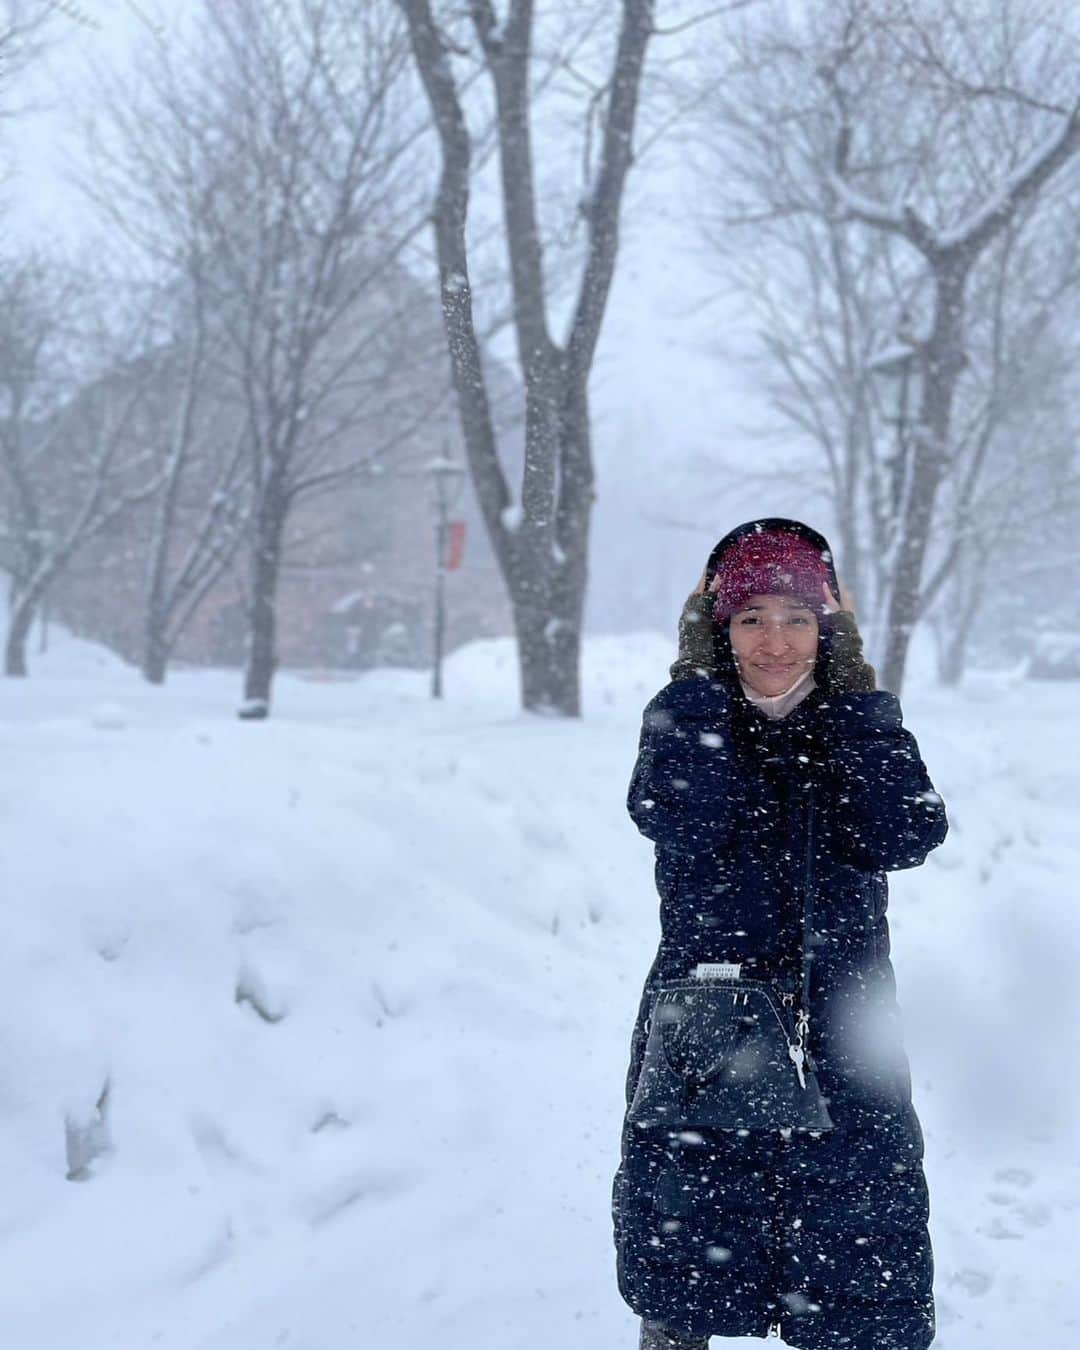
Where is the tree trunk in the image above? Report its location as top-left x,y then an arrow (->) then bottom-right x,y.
503,376 -> 594,717
937,547 -> 985,687
878,438 -> 945,694
879,266 -> 967,695
240,483 -> 286,716
514,594 -> 582,715
143,473 -> 174,686
505,507 -> 588,717
4,590 -> 37,676
142,619 -> 170,685
142,449 -> 182,686
938,584 -> 982,686
398,0 -> 650,719
937,625 -> 967,687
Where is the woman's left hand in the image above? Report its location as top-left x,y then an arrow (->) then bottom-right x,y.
820,581 -> 876,693
821,579 -> 857,616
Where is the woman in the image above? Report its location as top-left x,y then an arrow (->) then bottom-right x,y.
612,519 -> 948,1350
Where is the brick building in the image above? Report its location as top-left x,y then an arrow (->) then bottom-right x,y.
47,267 -> 521,675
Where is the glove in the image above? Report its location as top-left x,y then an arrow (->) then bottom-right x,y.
825,610 -> 876,693
669,591 -> 719,681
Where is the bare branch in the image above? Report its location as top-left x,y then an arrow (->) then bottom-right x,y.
944,102 -> 1080,258
566,0 -> 655,377
398,0 -> 513,543
652,0 -> 758,38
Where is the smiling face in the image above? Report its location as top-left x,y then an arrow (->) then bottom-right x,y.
728,593 -> 820,698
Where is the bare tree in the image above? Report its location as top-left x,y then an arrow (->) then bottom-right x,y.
825,20 -> 1080,692
79,0 -> 436,714
0,1 -> 52,103
691,0 -> 1080,692
398,0 -> 655,716
692,202 -> 895,637
927,304 -> 1080,682
137,286 -> 253,684
0,257 -> 161,676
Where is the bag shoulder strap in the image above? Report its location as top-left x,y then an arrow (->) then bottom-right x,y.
800,787 -> 817,1012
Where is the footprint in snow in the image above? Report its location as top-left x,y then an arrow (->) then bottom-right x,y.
981,1166 -> 1048,1238
946,1268 -> 993,1298
1012,1200 -> 1052,1229
993,1166 -> 1034,1188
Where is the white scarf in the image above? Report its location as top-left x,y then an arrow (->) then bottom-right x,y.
738,668 -> 816,720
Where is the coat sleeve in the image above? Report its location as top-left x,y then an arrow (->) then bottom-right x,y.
820,691 -> 948,872
627,679 -> 754,856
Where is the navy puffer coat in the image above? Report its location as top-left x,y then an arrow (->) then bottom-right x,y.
612,674 -> 948,1350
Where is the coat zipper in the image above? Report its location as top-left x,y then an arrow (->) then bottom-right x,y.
768,1126 -> 793,1341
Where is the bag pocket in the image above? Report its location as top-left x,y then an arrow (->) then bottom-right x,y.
659,984 -> 789,1084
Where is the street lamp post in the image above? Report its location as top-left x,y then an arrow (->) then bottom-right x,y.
429,450 -> 467,700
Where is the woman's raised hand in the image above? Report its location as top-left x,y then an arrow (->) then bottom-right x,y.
673,567 -> 723,680
821,578 -> 856,616
820,580 -> 876,692
693,566 -> 723,597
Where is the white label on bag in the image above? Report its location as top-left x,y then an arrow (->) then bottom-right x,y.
694,962 -> 742,981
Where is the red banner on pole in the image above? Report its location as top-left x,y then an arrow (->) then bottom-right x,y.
446,520 -> 467,570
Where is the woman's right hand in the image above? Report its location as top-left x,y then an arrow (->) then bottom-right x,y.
692,566 -> 723,597
671,573 -> 722,681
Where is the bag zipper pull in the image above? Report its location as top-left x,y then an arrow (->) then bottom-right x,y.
788,1042 -> 807,1090
787,1009 -> 809,1090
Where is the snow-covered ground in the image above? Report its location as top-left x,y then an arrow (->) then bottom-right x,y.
2,626 -> 1077,1349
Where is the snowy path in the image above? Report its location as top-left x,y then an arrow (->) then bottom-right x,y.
2,630 -> 1077,1348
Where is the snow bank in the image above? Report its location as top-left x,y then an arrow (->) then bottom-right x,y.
1,630 -> 1077,1349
